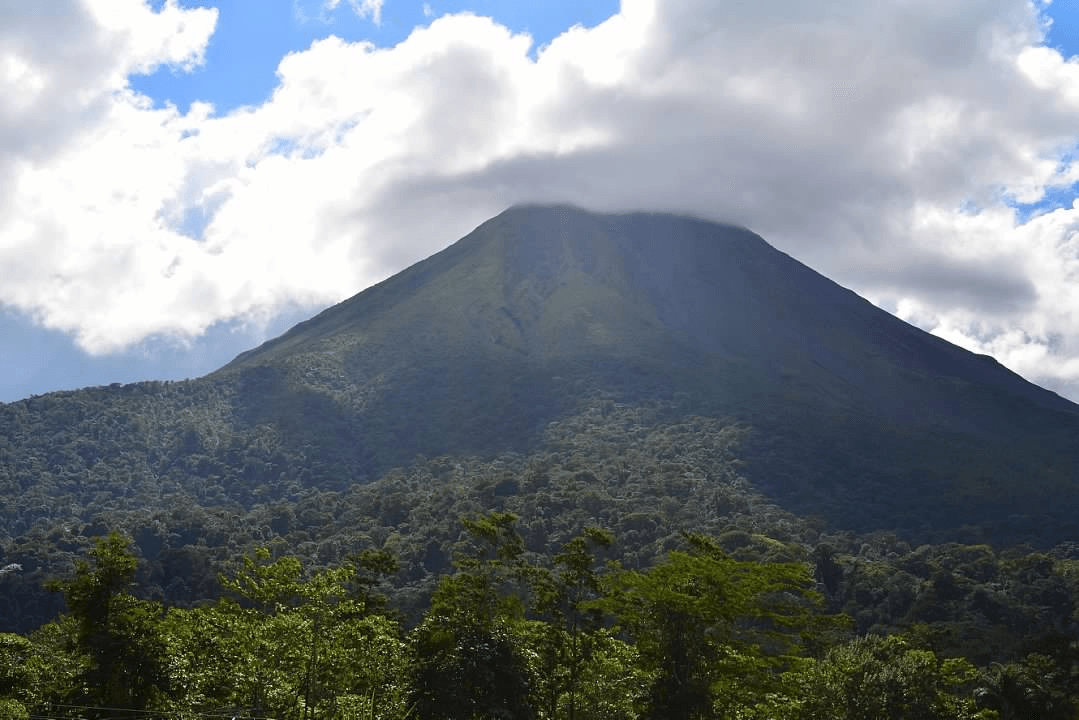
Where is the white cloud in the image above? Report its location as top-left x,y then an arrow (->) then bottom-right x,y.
3,0 -> 1079,400
323,0 -> 383,25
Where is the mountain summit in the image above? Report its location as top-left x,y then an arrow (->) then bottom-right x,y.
223,203 -> 1076,434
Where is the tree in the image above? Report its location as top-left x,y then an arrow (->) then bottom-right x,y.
0,634 -> 32,720
409,512 -> 535,720
347,547 -> 400,617
794,635 -> 987,720
166,548 -> 410,720
517,622 -> 649,720
528,527 -> 614,720
0,634 -> 32,701
16,617 -> 90,715
599,533 -> 827,720
975,653 -> 1077,720
48,532 -> 168,716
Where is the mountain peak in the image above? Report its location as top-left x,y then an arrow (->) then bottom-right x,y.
222,204 -> 1075,416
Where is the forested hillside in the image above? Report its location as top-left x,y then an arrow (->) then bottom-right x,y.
3,401 -> 1079,719
3,206 -> 1079,718
3,209 -> 1079,602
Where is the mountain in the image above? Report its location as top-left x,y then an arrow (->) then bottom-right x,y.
212,204 -> 1079,527
2,204 -> 1079,628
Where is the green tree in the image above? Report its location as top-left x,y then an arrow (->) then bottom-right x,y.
165,548 -> 410,720
0,699 -> 27,720
409,512 -> 535,720
528,528 -> 613,720
517,622 -> 649,720
48,532 -> 168,716
19,617 -> 90,714
0,634 -> 32,720
793,634 -> 988,720
0,634 -> 32,702
975,653 -> 1077,720
348,547 -> 400,617
599,533 -> 827,720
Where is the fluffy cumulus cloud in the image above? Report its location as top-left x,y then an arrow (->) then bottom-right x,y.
2,0 -> 1079,398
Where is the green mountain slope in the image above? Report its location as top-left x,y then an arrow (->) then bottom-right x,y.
2,204 -> 1079,631
211,204 -> 1079,531
224,204 -> 1076,425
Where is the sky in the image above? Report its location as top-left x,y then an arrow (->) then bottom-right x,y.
1,1 -> 1079,404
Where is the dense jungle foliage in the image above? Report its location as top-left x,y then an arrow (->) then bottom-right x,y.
5,517 -> 1079,720
3,405 -> 1079,718
5,399 -> 1079,633
4,402 -> 1079,691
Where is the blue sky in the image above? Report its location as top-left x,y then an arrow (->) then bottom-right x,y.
2,0 -> 1079,403
1047,1 -> 1079,57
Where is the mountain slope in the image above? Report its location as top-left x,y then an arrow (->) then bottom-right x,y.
2,204 -> 1079,550
218,204 -> 1076,449
225,204 -> 1074,417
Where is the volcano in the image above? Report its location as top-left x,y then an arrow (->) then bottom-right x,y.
216,205 -> 1079,532
3,204 -> 1079,555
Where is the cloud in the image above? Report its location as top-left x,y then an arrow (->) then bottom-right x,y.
0,1 -> 213,209
2,0 -> 1079,399
323,0 -> 383,25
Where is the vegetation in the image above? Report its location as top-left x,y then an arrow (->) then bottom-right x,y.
3,400 -> 1078,716
3,207 -> 1079,717
4,517 -> 1078,720
3,210 -> 1079,587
